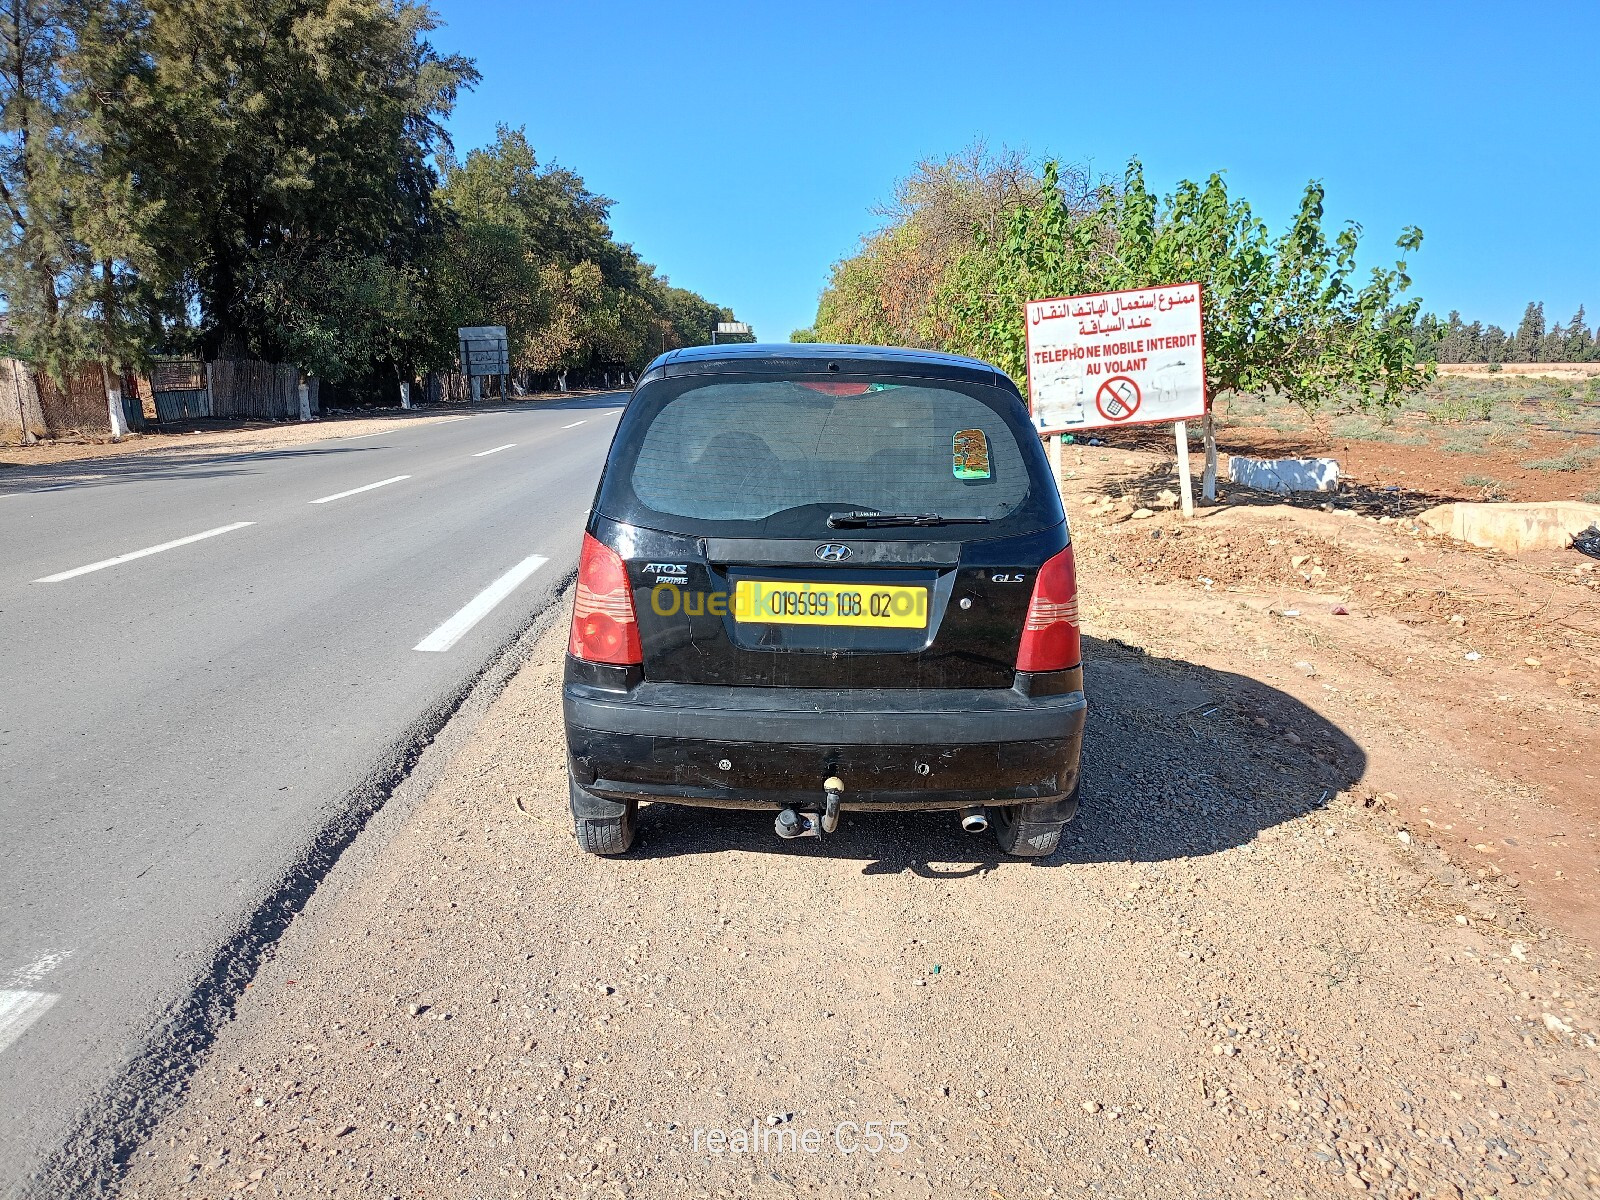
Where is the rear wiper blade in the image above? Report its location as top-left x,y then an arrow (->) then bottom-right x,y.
826,510 -> 992,529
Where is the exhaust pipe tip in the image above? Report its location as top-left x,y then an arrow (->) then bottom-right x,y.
960,806 -> 989,834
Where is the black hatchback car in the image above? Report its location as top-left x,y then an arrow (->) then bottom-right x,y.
563,344 -> 1085,856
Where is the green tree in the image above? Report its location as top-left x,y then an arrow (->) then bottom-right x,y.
941,158 -> 1429,413
1511,301 -> 1544,362
0,0 -> 156,434
1563,306 -> 1594,361
433,125 -> 744,381
125,0 -> 476,358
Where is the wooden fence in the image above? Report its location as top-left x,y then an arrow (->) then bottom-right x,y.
148,359 -> 211,422
0,356 -> 320,444
209,358 -> 305,420
0,358 -> 48,442
2,362 -> 145,439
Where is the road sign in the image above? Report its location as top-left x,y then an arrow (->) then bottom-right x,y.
457,326 -> 509,378
1024,283 -> 1205,434
1095,376 -> 1141,423
715,322 -> 750,335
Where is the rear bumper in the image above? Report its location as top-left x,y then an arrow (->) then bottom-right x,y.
563,669 -> 1085,813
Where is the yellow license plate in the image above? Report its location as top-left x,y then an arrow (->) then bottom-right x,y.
733,580 -> 929,628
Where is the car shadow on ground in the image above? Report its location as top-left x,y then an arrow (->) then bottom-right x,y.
628,635 -> 1364,875
0,442 -> 401,492
0,393 -> 629,492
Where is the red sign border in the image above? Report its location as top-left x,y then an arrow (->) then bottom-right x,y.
1023,281 -> 1209,437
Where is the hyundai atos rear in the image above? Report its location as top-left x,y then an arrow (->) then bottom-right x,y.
562,344 -> 1086,856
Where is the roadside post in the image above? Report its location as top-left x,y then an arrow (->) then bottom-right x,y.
457,326 -> 509,407
297,381 -> 311,423
1023,283 -> 1208,514
399,381 -> 411,410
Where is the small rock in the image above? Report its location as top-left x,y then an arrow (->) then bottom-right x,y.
407,1003 -> 427,1017
1293,661 -> 1316,677
1331,604 -> 1349,615
1523,657 -> 1541,667
975,1088 -> 988,1098
1130,508 -> 1156,520
1082,1101 -> 1102,1114
1485,1074 -> 1505,1088
1393,554 -> 1409,563
335,1125 -> 356,1138
1396,831 -> 1412,845
1542,1013 -> 1574,1035
1291,554 -> 1310,569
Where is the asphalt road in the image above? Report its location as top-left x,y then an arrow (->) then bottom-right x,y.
0,396 -> 623,1194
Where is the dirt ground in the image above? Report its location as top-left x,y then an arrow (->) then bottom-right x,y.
1152,376 -> 1600,508
111,440 -> 1600,1200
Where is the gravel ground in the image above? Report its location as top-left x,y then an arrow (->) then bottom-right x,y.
114,605 -> 1599,1199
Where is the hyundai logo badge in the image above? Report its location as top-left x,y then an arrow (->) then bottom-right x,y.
815,543 -> 852,562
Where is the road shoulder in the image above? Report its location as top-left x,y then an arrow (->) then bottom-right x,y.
115,601 -> 1600,1199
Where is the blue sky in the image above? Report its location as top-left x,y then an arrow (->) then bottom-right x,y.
431,0 -> 1598,344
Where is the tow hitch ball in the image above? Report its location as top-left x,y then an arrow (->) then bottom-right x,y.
775,777 -> 845,840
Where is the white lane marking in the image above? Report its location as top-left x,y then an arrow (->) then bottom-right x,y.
8,951 -> 72,988
0,991 -> 58,1055
333,429 -> 402,443
414,554 -> 550,653
33,522 -> 256,583
309,475 -> 411,505
562,421 -> 586,429
472,443 -> 517,457
2,484 -> 83,498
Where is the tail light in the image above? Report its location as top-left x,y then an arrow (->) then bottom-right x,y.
569,533 -> 642,665
1015,545 -> 1081,672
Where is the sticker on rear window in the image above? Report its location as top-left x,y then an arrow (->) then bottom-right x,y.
952,429 -> 991,480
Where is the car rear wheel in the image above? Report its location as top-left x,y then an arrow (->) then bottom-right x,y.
992,789 -> 1076,858
568,774 -> 638,856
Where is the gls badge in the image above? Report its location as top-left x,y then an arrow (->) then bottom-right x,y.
814,544 -> 852,562
992,572 -> 1026,583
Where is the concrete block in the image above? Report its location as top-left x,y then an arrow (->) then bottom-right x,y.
1417,501 -> 1600,554
1227,455 -> 1341,494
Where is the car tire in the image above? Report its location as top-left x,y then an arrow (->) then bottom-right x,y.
992,788 -> 1077,858
569,774 -> 638,856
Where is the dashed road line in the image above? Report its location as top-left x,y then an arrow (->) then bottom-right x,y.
472,443 -> 517,457
0,990 -> 58,1055
562,420 -> 586,429
0,950 -> 72,1055
33,522 -> 256,583
414,554 -> 550,653
308,475 -> 411,505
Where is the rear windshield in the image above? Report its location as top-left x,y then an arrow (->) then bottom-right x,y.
599,375 -> 1061,538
